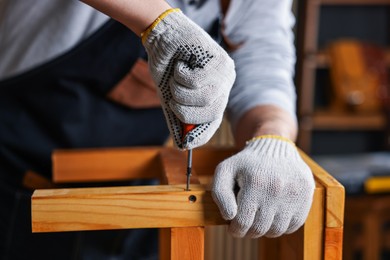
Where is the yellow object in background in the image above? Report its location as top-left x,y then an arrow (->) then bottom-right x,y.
365,176 -> 390,194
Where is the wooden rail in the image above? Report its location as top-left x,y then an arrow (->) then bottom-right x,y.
32,184 -> 225,232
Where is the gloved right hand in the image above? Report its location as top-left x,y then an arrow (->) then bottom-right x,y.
142,8 -> 236,150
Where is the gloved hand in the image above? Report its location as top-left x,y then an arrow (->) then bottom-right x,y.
142,8 -> 236,150
211,136 -> 315,238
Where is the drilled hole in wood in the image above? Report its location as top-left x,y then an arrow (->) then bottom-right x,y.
188,195 -> 197,203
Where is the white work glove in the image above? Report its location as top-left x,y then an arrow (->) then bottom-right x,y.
142,9 -> 235,149
212,136 -> 315,238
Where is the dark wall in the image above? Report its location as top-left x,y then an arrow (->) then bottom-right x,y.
300,5 -> 390,155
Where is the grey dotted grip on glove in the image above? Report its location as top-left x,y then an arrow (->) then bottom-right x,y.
212,136 -> 315,238
142,8 -> 236,150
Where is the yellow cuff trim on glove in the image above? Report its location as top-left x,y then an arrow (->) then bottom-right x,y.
246,135 -> 296,146
141,8 -> 181,44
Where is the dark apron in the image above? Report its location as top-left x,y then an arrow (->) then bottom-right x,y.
0,20 -> 168,260
0,20 -> 169,186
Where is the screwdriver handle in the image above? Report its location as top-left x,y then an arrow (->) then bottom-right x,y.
182,123 -> 197,139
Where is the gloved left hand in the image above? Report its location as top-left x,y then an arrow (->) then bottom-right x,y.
211,136 -> 315,238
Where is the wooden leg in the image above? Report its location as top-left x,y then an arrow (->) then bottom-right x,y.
364,213 -> 380,260
160,227 -> 204,260
159,149 -> 205,260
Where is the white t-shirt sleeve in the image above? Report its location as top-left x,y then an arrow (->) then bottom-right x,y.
0,0 -> 109,80
223,0 -> 297,128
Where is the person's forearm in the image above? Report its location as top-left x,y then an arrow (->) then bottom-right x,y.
234,105 -> 298,148
81,0 -> 171,36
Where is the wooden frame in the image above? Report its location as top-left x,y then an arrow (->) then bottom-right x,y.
31,147 -> 344,259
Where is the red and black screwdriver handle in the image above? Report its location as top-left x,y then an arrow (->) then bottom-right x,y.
182,123 -> 196,141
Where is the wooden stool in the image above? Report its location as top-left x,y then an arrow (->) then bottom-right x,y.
31,147 -> 344,259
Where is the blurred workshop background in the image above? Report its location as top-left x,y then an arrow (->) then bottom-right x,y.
295,1 -> 390,259
206,1 -> 390,260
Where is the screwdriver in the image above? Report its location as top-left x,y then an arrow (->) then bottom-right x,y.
182,123 -> 196,191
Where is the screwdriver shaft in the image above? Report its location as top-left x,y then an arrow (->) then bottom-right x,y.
186,149 -> 193,191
